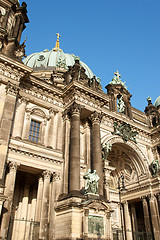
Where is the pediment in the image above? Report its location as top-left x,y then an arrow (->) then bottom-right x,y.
82,199 -> 109,211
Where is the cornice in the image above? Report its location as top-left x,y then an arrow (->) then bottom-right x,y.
0,53 -> 32,73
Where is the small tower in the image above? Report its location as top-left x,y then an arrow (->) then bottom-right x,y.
0,0 -> 29,59
105,71 -> 132,118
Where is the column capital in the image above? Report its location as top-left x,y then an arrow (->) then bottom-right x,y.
148,194 -> 156,202
42,170 -> 52,180
49,107 -> 58,115
70,102 -> 81,116
141,196 -> 148,202
90,111 -> 102,124
8,161 -> 18,172
6,81 -> 19,96
62,109 -> 70,121
20,96 -> 29,104
84,208 -> 89,216
52,172 -> 61,182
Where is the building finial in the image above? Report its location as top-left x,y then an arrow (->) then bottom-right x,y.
53,33 -> 62,51
114,70 -> 121,80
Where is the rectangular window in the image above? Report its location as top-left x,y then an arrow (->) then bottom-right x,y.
29,120 -> 40,142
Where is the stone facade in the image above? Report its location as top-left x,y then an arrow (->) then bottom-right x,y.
0,1 -> 160,240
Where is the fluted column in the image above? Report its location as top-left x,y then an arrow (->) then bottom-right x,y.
148,195 -> 160,240
0,162 -> 18,239
142,197 -> 152,233
39,170 -> 51,240
13,97 -> 28,138
130,204 -> 138,240
69,102 -> 81,193
123,201 -> 133,240
90,111 -> 103,196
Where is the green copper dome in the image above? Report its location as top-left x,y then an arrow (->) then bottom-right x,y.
23,48 -> 94,79
154,96 -> 160,107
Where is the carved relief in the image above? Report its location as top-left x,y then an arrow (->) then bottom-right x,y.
6,81 -> 19,96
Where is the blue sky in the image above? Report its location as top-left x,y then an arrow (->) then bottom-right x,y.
20,0 -> 160,112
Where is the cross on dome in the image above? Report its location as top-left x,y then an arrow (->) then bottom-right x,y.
54,33 -> 62,51
114,70 -> 121,80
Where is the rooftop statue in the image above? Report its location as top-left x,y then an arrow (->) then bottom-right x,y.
109,70 -> 127,89
149,159 -> 160,176
118,95 -> 126,113
83,169 -> 100,194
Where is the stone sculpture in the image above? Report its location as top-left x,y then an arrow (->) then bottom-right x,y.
149,159 -> 160,176
101,142 -> 112,160
113,122 -> 138,143
83,169 -> 100,194
118,95 -> 125,113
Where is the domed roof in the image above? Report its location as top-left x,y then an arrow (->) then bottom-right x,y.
154,96 -> 160,107
23,47 -> 94,79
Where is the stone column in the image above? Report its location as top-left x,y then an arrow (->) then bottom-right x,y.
13,97 -> 28,138
0,162 -> 18,240
39,170 -> 51,240
130,204 -> 138,240
148,195 -> 160,240
90,111 -> 103,196
123,201 -> 133,240
142,197 -> 152,233
34,176 -> 43,239
69,102 -> 81,193
62,110 -> 70,195
84,121 -> 91,168
49,172 -> 60,240
18,180 -> 30,240
83,209 -> 89,240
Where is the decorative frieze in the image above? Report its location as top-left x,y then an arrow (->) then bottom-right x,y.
9,146 -> 63,165
6,81 -> 19,96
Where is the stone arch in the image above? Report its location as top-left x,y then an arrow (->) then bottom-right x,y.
101,134 -> 150,188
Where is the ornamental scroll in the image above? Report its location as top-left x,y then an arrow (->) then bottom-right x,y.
113,122 -> 138,143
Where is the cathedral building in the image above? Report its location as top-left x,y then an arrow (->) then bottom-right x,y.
0,1 -> 160,240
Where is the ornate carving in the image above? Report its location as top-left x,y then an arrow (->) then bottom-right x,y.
149,159 -> 160,176
101,142 -> 112,160
112,122 -> 138,143
14,37 -> 27,60
70,102 -> 81,115
109,70 -> 127,89
52,172 -> 61,181
9,162 -> 18,172
90,111 -> 102,124
88,76 -> 102,91
6,81 -> 19,96
83,169 -> 99,194
42,170 -> 52,180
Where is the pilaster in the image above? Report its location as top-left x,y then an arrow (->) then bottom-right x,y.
0,162 -> 18,240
